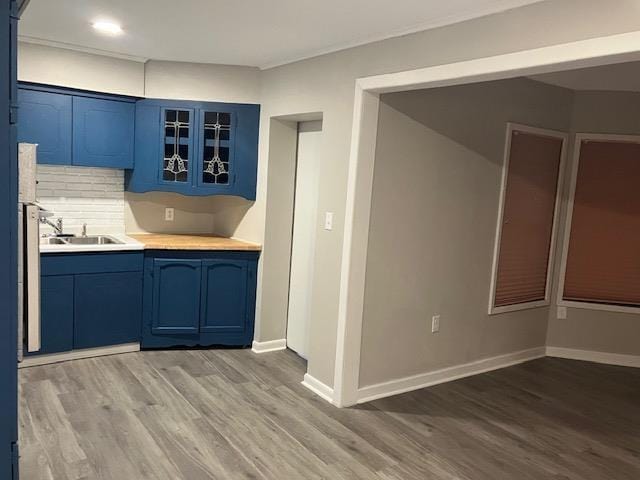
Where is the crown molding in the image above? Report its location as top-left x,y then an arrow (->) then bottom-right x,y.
18,35 -> 148,63
259,0 -> 544,69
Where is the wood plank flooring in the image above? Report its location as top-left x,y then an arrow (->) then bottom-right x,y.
19,349 -> 640,479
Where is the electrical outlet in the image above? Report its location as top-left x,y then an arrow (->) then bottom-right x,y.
557,306 -> 567,319
165,207 -> 175,221
431,315 -> 440,333
324,212 -> 334,231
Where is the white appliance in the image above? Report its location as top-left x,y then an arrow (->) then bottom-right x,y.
18,143 -> 40,360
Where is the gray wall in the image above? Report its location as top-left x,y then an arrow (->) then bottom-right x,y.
18,42 -> 145,96
359,79 -> 574,387
546,90 -> 640,356
254,0 -> 640,387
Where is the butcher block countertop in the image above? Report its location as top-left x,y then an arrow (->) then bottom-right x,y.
129,234 -> 262,251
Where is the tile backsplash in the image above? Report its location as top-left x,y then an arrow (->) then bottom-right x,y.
37,165 -> 125,235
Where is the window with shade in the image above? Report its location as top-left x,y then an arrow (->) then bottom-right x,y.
489,124 -> 566,314
559,134 -> 640,311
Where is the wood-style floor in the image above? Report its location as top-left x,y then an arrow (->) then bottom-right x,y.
19,349 -> 640,479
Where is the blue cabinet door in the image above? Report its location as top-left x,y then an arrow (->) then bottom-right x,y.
35,275 -> 74,355
73,96 -> 135,168
18,89 -> 72,165
158,107 -> 195,189
230,103 -> 260,200
74,272 -> 142,349
200,259 -> 248,335
126,102 -> 161,192
151,259 -> 201,334
195,109 -> 236,193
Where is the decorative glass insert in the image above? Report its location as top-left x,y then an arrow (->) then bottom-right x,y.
163,109 -> 190,182
202,111 -> 231,185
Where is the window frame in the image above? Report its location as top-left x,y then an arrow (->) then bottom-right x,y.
557,132 -> 640,314
488,122 -> 568,315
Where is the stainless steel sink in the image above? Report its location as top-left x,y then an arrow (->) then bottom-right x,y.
40,237 -> 68,245
64,236 -> 122,245
40,235 -> 123,246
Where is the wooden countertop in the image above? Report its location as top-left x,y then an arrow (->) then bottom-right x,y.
129,234 -> 262,251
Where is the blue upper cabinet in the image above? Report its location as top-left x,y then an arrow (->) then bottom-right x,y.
17,89 -> 72,165
17,84 -> 137,168
72,96 -> 135,168
126,99 -> 260,199
17,85 -> 259,193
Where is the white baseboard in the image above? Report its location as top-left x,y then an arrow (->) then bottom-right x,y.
357,346 -> 546,404
302,373 -> 335,404
19,343 -> 140,368
251,338 -> 287,354
546,346 -> 640,368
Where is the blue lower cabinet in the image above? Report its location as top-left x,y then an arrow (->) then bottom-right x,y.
142,251 -> 258,348
74,272 -> 142,349
31,275 -> 74,355
151,259 -> 201,335
33,252 -> 144,357
200,259 -> 248,335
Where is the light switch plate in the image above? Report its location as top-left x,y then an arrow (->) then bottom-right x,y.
431,315 -> 440,333
165,207 -> 175,221
324,212 -> 334,231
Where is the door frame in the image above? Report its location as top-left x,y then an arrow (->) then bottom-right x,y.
334,30 -> 640,407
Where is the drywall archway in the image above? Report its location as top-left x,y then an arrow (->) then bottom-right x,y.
334,31 -> 640,407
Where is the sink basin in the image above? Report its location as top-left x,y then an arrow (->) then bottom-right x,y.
64,236 -> 122,245
40,237 -> 68,245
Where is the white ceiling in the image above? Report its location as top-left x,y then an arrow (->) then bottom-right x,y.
530,61 -> 640,92
19,0 -> 542,69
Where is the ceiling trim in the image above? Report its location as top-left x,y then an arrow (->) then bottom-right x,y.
18,0 -> 542,69
18,35 -> 149,63
258,0 -> 544,70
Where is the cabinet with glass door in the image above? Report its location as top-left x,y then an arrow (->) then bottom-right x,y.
127,99 -> 259,199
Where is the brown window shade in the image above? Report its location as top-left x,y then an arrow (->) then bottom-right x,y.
494,129 -> 563,308
563,139 -> 640,306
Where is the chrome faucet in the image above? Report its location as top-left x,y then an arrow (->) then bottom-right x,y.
81,223 -> 87,237
41,217 -> 63,236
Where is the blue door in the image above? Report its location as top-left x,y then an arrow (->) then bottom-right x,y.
200,259 -> 248,334
72,96 -> 135,168
1,0 -> 19,477
17,89 -> 72,165
74,272 -> 142,349
151,259 -> 201,334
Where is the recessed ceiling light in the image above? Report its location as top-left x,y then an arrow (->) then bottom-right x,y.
92,21 -> 123,35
